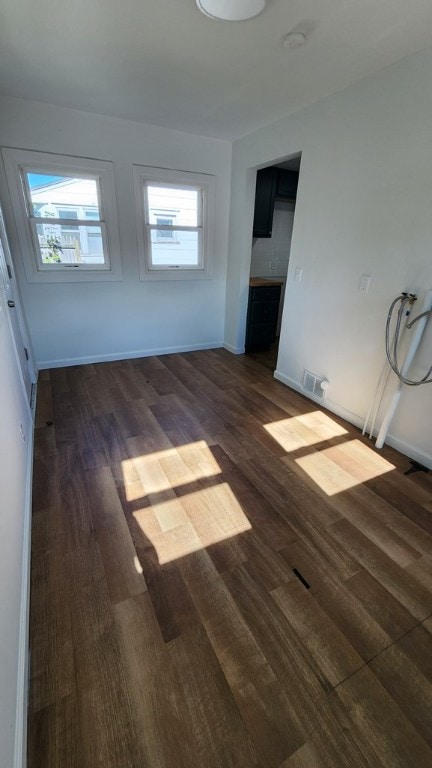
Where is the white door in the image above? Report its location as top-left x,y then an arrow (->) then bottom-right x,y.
0,206 -> 36,404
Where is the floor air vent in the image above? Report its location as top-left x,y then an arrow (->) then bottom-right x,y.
303,370 -> 326,399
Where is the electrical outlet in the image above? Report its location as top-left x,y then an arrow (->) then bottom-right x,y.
359,274 -> 371,294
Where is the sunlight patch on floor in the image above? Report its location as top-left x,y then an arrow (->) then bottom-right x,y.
294,438 -> 395,495
122,440 -> 221,500
133,482 -> 251,564
264,410 -> 348,452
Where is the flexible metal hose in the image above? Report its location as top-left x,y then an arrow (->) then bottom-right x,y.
385,294 -> 432,385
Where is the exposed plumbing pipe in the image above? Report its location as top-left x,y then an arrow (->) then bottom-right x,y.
376,289 -> 432,449
362,294 -> 411,439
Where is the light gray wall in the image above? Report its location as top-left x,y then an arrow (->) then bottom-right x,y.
0,96 -> 232,367
0,284 -> 32,768
225,47 -> 432,466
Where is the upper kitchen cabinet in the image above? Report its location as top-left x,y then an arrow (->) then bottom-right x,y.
276,169 -> 298,199
252,167 -> 277,238
252,167 -> 299,238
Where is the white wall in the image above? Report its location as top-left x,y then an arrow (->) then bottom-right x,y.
0,284 -> 32,768
0,96 -> 232,367
225,47 -> 432,466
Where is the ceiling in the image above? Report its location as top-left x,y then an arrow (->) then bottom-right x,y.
1,0 -> 432,140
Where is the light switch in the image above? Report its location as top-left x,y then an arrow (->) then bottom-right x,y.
359,274 -> 371,294
294,266 -> 302,283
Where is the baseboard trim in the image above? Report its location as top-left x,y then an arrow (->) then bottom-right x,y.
223,342 -> 245,355
38,341 -> 224,370
273,370 -> 432,470
13,412 -> 35,768
383,434 -> 432,471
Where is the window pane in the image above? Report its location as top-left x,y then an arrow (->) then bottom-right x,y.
155,217 -> 174,239
147,185 -> 198,227
26,172 -> 100,218
36,223 -> 105,265
150,230 -> 199,266
85,208 -> 100,220
58,209 -> 78,219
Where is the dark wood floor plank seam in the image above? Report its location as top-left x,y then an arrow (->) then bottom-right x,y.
328,609 -> 432,693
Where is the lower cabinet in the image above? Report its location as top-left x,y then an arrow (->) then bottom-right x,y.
245,283 -> 282,351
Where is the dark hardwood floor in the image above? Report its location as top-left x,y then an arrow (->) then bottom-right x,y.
246,341 -> 279,371
29,349 -> 432,767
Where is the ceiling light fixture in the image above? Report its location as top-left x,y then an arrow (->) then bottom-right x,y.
283,32 -> 307,48
196,0 -> 266,21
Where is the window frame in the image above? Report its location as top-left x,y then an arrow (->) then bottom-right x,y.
133,165 -> 215,281
1,148 -> 122,283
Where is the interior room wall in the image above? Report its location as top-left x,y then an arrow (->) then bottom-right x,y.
0,291 -> 32,768
0,96 -> 232,368
225,46 -> 432,467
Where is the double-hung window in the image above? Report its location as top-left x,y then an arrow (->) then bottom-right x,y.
133,165 -> 215,280
2,149 -> 122,282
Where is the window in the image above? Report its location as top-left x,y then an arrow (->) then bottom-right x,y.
1,149 -> 122,283
133,165 -> 215,280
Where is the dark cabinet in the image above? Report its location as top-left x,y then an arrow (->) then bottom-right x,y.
252,167 -> 277,238
252,167 -> 298,238
245,282 -> 282,351
276,169 -> 298,199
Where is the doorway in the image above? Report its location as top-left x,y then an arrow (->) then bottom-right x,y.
245,154 -> 301,372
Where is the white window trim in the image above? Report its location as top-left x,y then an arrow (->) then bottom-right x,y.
133,165 -> 215,281
1,148 -> 122,283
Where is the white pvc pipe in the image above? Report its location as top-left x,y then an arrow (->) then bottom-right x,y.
376,289 -> 432,449
364,298 -> 411,439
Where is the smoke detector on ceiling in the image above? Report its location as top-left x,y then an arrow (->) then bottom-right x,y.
196,0 -> 266,21
283,32 -> 307,48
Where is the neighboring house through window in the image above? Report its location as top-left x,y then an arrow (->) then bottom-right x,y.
155,216 -> 175,239
1,149 -> 122,282
133,165 -> 215,280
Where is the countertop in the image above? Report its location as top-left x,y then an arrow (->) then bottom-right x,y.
249,277 -> 284,287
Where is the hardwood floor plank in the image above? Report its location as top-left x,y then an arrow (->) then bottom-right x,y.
272,582 -> 364,688
332,666 -> 432,767
27,694 -> 81,768
84,465 -> 147,603
75,624 -> 146,767
279,540 -> 393,661
168,624 -> 261,768
34,377 -> 54,429
180,548 -> 276,689
151,392 -> 215,448
345,569 -> 419,642
366,477 -> 432,536
329,518 -> 432,620
140,554 -> 199,643
369,626 -> 432,749
68,560 -> 114,649
114,592 -> 191,768
29,545 -> 75,713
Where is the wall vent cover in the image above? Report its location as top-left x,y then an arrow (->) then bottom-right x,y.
303,370 -> 326,399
